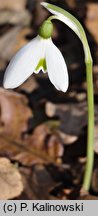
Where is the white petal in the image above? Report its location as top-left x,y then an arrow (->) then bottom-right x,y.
46,39 -> 69,92
3,36 -> 46,89
41,2 -> 81,39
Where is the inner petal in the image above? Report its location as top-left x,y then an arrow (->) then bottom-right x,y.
34,58 -> 47,73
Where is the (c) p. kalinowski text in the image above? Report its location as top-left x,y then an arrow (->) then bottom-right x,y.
32,203 -> 83,212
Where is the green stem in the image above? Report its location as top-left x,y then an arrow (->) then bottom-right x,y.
48,15 -> 57,21
47,14 -> 94,192
80,32 -> 94,191
82,60 -> 94,191
42,0 -> 94,190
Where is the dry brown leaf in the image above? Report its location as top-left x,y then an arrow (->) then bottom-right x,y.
93,106 -> 98,154
85,3 -> 98,43
91,168 -> 98,193
93,65 -> 98,95
13,152 -> 44,166
20,165 -> 55,200
45,102 -> 87,136
18,77 -> 39,93
0,122 -> 64,166
66,0 -> 76,9
0,157 -> 23,200
27,124 -> 64,158
0,88 -> 32,140
94,125 -> 98,154
0,10 -> 31,26
0,27 -> 32,61
14,28 -> 32,53
13,124 -> 64,165
78,194 -> 98,200
0,135 -> 55,166
0,58 -> 6,71
57,130 -> 78,145
0,0 -> 27,11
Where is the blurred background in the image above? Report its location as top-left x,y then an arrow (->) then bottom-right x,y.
0,0 -> 98,200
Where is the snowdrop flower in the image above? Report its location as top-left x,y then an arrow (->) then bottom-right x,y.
3,1 -> 94,192
3,20 -> 69,92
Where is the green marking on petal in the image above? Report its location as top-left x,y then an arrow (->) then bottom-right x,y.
35,58 -> 47,71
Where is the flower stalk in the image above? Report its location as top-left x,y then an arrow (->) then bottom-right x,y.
42,2 -> 94,192
82,60 -> 94,191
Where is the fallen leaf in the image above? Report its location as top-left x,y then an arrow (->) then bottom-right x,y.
91,168 -> 98,193
78,194 -> 98,200
13,123 -> 64,165
18,77 -> 39,93
0,0 -> 27,11
94,125 -> 98,154
57,130 -> 78,145
66,0 -> 76,9
0,88 -> 32,140
0,27 -> 32,61
0,121 -> 64,166
0,58 -> 6,71
45,102 -> 87,136
20,165 -> 55,199
28,124 -> 64,158
0,157 -> 23,200
0,10 -> 31,26
85,3 -> 98,43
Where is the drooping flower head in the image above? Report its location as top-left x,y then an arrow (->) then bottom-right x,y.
3,19 -> 69,92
